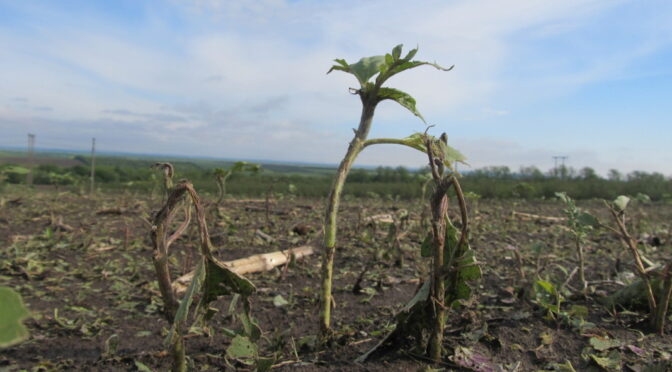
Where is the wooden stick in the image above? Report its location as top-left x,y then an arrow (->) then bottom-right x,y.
173,245 -> 315,294
512,211 -> 566,222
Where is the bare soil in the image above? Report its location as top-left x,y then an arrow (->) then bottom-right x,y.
1,189 -> 671,371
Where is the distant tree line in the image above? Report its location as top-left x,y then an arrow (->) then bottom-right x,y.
2,160 -> 671,201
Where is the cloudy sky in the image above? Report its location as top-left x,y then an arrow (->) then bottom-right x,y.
1,0 -> 671,175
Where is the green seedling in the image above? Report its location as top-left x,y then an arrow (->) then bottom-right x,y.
532,280 -> 591,330
556,192 -> 598,293
603,195 -> 672,334
213,161 -> 261,204
320,44 -> 458,337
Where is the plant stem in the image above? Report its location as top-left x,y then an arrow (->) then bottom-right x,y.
654,262 -> 672,334
576,236 -> 587,293
320,98 -> 376,336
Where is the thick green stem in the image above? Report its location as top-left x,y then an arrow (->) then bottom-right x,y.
171,333 -> 187,372
320,99 -> 376,337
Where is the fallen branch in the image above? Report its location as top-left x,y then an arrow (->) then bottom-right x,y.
363,214 -> 394,225
512,211 -> 566,223
173,245 -> 315,294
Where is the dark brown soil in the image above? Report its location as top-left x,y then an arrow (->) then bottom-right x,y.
1,189 -> 671,371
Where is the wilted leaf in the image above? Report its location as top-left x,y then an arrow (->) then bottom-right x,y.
590,350 -> 621,371
589,336 -> 621,351
0,286 -> 30,348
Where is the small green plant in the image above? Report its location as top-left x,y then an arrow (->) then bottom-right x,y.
0,286 -> 31,348
532,280 -> 591,330
213,162 -> 261,204
555,192 -> 598,293
320,44 -> 455,337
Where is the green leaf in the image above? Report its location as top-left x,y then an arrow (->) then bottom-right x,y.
349,55 -> 386,85
134,360 -> 154,372
272,295 -> 289,307
380,60 -> 453,84
0,287 -> 30,348
555,192 -> 569,204
391,44 -> 402,60
613,195 -> 630,212
326,59 -> 350,75
403,46 -> 418,61
226,335 -> 257,360
399,133 -> 467,168
420,234 -> 433,257
378,87 -> 425,122
577,212 -> 599,227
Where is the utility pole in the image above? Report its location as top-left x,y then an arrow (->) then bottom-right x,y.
552,155 -> 568,178
90,137 -> 96,194
27,134 -> 35,185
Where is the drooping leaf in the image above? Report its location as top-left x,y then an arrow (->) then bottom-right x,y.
202,257 -> 256,303
377,87 -> 425,122
399,133 -> 467,168
0,287 -> 30,348
613,195 -> 630,212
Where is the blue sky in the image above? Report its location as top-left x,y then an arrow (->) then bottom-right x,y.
1,0 -> 671,175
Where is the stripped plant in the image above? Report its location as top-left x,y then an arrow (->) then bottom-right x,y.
151,180 -> 258,371
320,44 -> 455,337
603,196 -> 672,334
213,161 -> 261,204
358,132 -> 480,362
152,162 -> 174,201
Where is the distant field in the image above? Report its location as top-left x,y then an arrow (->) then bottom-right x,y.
0,156 -> 84,167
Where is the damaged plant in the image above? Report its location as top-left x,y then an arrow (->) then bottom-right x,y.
358,131 -> 480,362
603,196 -> 672,334
556,192 -> 599,293
213,162 -> 261,205
320,44 -> 455,338
151,180 -> 259,371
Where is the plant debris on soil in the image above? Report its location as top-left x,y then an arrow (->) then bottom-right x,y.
1,189 -> 671,371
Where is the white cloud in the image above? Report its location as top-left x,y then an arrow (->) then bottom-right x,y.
1,0 -> 671,173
